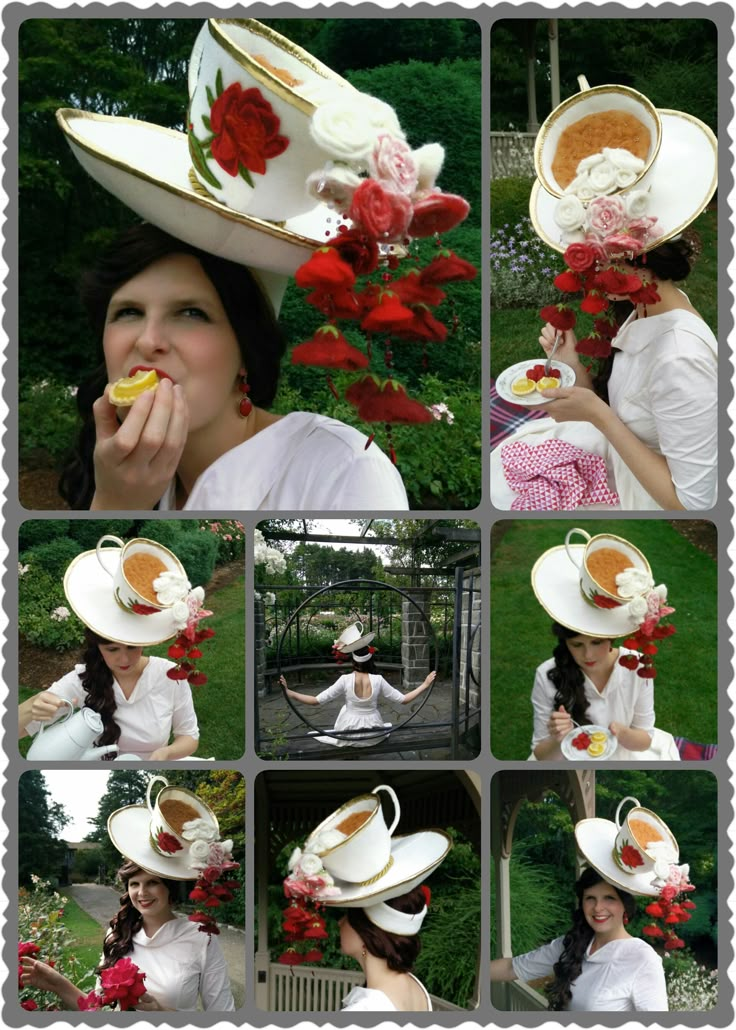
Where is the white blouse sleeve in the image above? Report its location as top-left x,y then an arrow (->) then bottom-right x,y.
628,662 -> 655,738
377,676 -> 406,704
530,664 -> 556,747
316,676 -> 348,704
199,935 -> 235,1011
511,937 -> 565,982
648,331 -> 718,509
170,680 -> 200,741
631,947 -> 668,1010
24,667 -> 85,737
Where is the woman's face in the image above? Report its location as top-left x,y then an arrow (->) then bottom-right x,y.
102,253 -> 243,435
565,635 -> 612,673
581,881 -> 627,935
339,915 -> 365,961
126,872 -> 172,920
98,643 -> 144,676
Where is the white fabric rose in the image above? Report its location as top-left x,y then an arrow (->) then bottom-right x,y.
181,817 -> 218,842
171,601 -> 190,630
305,164 -> 362,212
577,152 -> 606,172
626,596 -> 649,620
626,190 -> 651,219
616,567 -> 655,597
188,839 -> 212,867
288,847 -> 302,872
615,168 -> 638,188
553,194 -> 586,232
299,852 -> 325,876
603,147 -> 645,172
588,159 -> 617,194
310,94 -> 403,164
412,143 -> 445,193
316,828 -> 347,851
359,94 -> 405,140
653,584 -> 668,602
153,570 -> 191,605
565,173 -> 597,203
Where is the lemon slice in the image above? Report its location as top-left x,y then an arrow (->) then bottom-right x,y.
109,369 -> 160,406
536,377 -> 561,392
511,377 -> 537,396
590,732 -> 608,743
587,741 -> 606,757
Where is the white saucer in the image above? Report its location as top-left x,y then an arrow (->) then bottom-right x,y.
561,724 -> 618,761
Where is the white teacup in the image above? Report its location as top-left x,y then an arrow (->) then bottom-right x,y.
565,528 -> 651,606
305,784 -> 400,883
147,775 -> 219,856
96,535 -> 186,615
612,796 -> 678,877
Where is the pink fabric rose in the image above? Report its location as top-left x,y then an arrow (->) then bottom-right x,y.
370,135 -> 418,195
349,179 -> 412,242
586,195 -> 626,237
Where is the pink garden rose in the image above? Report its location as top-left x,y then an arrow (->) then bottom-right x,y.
586,195 -> 627,237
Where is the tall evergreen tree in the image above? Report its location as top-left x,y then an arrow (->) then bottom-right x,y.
19,771 -> 69,884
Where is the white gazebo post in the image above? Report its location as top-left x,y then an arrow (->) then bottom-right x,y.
254,774 -> 271,1010
548,19 -> 560,109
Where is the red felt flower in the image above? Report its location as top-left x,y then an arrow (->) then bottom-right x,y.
302,949 -> 324,963
353,380 -> 433,424
295,247 -> 356,290
189,887 -> 209,902
131,603 -> 159,615
645,902 -> 665,917
195,627 -> 216,641
641,643 -> 658,655
326,228 -> 379,275
350,179 -> 413,242
167,668 -> 190,681
593,315 -> 619,338
637,667 -> 657,679
278,950 -> 305,965
291,326 -> 369,370
391,305 -> 448,342
210,84 -> 289,177
305,285 -> 361,320
188,672 -> 208,687
360,291 -> 415,333
554,270 -> 583,293
187,647 -> 203,659
421,885 -> 432,907
681,900 -> 697,911
618,654 -> 639,670
156,831 -> 182,854
408,191 -> 470,237
420,250 -> 477,284
391,269 -> 446,307
620,845 -> 644,869
592,594 -> 619,609
594,268 -> 642,296
643,924 -> 664,938
168,644 -> 186,659
651,624 -> 676,639
575,334 -> 613,359
664,937 -> 686,950
580,291 -> 610,315
629,280 -> 661,306
539,304 -> 576,331
563,242 -> 598,272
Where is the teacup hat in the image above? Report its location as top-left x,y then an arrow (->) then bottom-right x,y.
332,620 -> 376,661
64,534 -> 215,684
531,527 -> 675,677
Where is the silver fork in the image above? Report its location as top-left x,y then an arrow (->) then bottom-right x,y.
545,331 -> 562,376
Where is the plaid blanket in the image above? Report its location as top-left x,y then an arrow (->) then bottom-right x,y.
491,378 -> 547,448
675,737 -> 717,761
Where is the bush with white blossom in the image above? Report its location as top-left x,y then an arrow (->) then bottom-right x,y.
254,530 -> 287,575
664,952 -> 718,1011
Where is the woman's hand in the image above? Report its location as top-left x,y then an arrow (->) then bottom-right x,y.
279,675 -> 288,690
32,691 -> 76,723
539,323 -> 579,365
20,956 -> 68,994
547,705 -> 574,741
136,991 -> 171,1011
91,379 -> 189,510
539,385 -> 608,424
422,671 -> 437,690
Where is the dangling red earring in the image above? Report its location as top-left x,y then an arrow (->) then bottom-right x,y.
238,370 -> 252,418
623,915 -> 629,925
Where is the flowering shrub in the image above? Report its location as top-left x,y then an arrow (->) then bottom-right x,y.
199,520 -> 245,565
490,219 -> 559,309
18,378 -> 80,464
19,875 -> 96,1011
18,564 -> 85,651
255,530 -> 287,575
664,953 -> 718,1010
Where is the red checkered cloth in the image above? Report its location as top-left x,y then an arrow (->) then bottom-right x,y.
490,378 -> 547,448
501,437 -> 620,511
675,738 -> 717,761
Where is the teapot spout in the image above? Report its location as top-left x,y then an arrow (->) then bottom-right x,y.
81,744 -> 119,761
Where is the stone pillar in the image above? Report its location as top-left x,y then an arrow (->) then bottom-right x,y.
401,591 -> 430,690
459,573 -> 481,708
254,594 -> 267,697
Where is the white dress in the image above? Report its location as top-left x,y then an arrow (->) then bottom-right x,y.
25,657 -> 199,760
529,649 -> 680,761
491,307 -> 717,511
342,974 -> 432,1011
314,673 -> 406,747
103,918 -> 234,1011
511,935 -> 668,1011
156,411 -> 409,511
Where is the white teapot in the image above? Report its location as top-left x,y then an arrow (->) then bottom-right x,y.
27,699 -> 119,761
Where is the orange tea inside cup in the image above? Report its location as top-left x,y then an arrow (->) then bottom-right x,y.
123,552 -> 168,603
159,798 -> 200,835
629,817 -> 664,851
552,110 -> 650,190
586,547 -> 634,596
334,810 -> 372,836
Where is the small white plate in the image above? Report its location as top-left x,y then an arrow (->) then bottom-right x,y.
561,724 -> 618,761
496,358 -> 575,406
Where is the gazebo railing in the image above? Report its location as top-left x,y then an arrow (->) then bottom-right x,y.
491,979 -> 548,1011
267,963 -> 464,1011
490,131 -> 537,179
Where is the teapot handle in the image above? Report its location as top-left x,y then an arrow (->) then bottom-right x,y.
96,535 -> 125,577
36,697 -> 75,738
147,775 -> 169,814
615,796 -> 641,830
373,784 -> 400,836
564,528 -> 591,569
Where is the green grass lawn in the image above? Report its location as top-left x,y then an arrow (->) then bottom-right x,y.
19,577 -> 245,761
58,896 -> 104,982
490,520 -> 718,759
491,207 -> 717,378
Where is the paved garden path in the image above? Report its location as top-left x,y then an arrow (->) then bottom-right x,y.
67,883 -> 245,1009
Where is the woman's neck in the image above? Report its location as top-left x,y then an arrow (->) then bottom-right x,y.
115,656 -> 148,697
141,910 -> 176,938
634,278 -> 697,319
589,926 -> 631,953
587,648 -> 619,692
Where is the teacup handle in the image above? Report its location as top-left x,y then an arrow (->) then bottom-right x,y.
355,620 -> 363,635
96,535 -> 125,577
36,697 -> 75,737
147,775 -> 169,815
615,796 -> 640,830
564,528 -> 591,569
373,784 -> 400,836
577,75 -> 591,92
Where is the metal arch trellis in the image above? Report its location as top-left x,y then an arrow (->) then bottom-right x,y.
276,578 -> 440,743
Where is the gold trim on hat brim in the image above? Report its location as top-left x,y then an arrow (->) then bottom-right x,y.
530,108 -> 717,254
534,83 -> 663,198
211,19 -> 355,115
56,108 -> 325,255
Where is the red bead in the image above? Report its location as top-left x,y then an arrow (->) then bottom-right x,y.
239,396 -> 253,417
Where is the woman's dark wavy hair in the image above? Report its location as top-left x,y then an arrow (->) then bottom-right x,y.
100,860 -> 181,969
59,222 -> 286,508
349,645 -> 378,674
346,886 -> 425,973
546,622 -> 612,727
545,866 -> 637,1011
592,232 -> 700,403
80,628 -> 124,756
